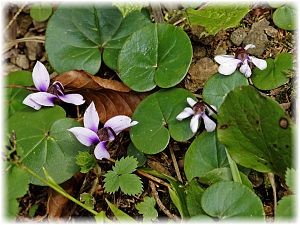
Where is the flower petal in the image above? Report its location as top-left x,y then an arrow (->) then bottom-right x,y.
82,102 -> 99,133
22,93 -> 42,110
58,93 -> 85,105
94,141 -> 110,160
207,105 -> 217,116
30,92 -> 56,106
240,61 -> 252,77
249,56 -> 267,70
202,114 -> 216,132
217,58 -> 241,75
190,114 -> 201,133
32,61 -> 50,92
187,97 -> 197,107
244,44 -> 256,50
176,107 -> 194,121
214,55 -> 235,64
104,115 -> 138,138
68,127 -> 99,146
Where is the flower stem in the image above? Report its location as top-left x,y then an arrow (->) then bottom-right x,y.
225,148 -> 242,183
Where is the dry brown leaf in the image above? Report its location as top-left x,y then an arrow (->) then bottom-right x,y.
81,90 -> 147,124
54,70 -> 131,92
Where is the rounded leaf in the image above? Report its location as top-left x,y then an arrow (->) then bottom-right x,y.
30,3 -> 52,22
217,85 -> 294,176
118,23 -> 192,92
201,181 -> 264,220
251,53 -> 293,90
130,88 -> 195,154
273,6 -> 296,31
203,71 -> 248,109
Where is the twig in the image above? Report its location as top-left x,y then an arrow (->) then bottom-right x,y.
136,170 -> 171,189
150,3 -> 164,23
149,181 -> 179,221
173,17 -> 186,26
169,144 -> 183,183
268,173 -> 277,215
4,36 -> 45,52
5,84 -> 38,92
4,4 -> 26,32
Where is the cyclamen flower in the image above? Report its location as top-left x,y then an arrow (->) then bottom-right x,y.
68,102 -> 138,160
176,97 -> 216,133
23,61 -> 85,110
214,44 -> 267,77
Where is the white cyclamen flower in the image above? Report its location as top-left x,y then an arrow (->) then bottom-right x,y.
214,44 -> 267,78
176,97 -> 216,133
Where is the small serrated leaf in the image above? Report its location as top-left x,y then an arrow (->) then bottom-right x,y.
285,168 -> 296,193
119,174 -> 143,196
80,193 -> 95,210
104,171 -> 119,194
114,157 -> 138,174
136,197 -> 158,221
76,151 -> 96,173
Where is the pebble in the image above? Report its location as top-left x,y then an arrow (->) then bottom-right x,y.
230,27 -> 248,46
265,26 -> 278,38
14,54 -> 30,69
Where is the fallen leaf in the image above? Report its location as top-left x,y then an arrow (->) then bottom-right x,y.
54,70 -> 131,92
81,90 -> 147,124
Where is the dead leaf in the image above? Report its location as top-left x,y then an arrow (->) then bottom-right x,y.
54,70 -> 131,92
81,90 -> 147,124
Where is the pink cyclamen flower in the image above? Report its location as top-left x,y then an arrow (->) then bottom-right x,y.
23,61 -> 85,110
214,44 -> 267,77
68,102 -> 138,160
176,97 -> 216,133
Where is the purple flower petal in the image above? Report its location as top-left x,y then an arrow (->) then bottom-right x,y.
190,114 -> 201,133
52,81 -> 65,95
249,56 -> 267,70
83,102 -> 99,133
32,61 -> 50,92
176,107 -> 194,121
187,97 -> 197,107
202,114 -> 216,132
94,141 -> 110,160
30,92 -> 57,107
104,115 -> 138,140
240,61 -> 252,77
214,55 -> 235,64
218,58 -> 241,75
58,93 -> 85,105
68,127 -> 99,146
22,93 -> 42,110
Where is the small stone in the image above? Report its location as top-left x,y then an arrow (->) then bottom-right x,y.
264,26 -> 278,38
193,46 -> 206,59
15,54 -> 29,69
252,18 -> 270,32
214,43 -> 228,55
185,78 -> 199,92
243,31 -> 268,56
25,31 -> 43,61
17,14 -> 32,36
230,28 -> 248,46
190,25 -> 205,40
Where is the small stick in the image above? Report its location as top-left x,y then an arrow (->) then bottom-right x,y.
149,181 -> 179,221
173,17 -> 186,26
169,144 -> 183,183
4,36 -> 45,52
136,170 -> 171,189
4,4 -> 26,32
5,84 -> 38,91
268,173 -> 277,215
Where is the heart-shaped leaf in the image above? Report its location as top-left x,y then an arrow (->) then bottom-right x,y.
276,195 -> 295,219
8,107 -> 90,185
46,6 -> 150,74
186,5 -> 250,35
201,181 -> 264,220
118,23 -> 193,92
185,179 -> 205,217
5,71 -> 33,117
217,85 -> 294,176
30,3 -> 52,22
252,53 -> 293,90
130,88 -> 195,154
184,131 -> 228,181
203,71 -> 248,109
273,5 -> 296,31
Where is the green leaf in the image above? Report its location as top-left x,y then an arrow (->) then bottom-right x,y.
46,6 -> 150,74
252,53 -> 293,90
203,71 -> 248,109
186,5 -> 250,35
80,193 -> 95,210
30,3 -> 52,22
130,88 -> 195,154
76,151 -> 96,173
273,5 -> 296,31
105,199 -> 136,222
114,156 -> 138,174
28,204 -> 39,218
5,165 -> 30,218
218,85 -> 294,176
8,107 -> 90,185
114,2 -> 146,16
276,195 -> 295,219
185,179 -> 205,217
119,174 -> 143,196
285,168 -> 296,193
103,171 -> 120,193
136,197 -> 158,221
5,71 -> 33,118
198,167 -> 232,185
127,143 -> 147,167
95,211 -> 112,222
201,181 -> 264,220
118,23 -> 192,92
184,131 -> 228,181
